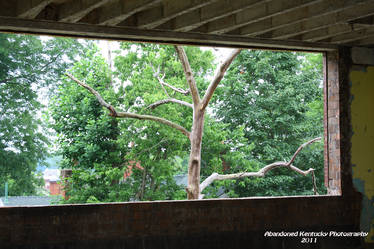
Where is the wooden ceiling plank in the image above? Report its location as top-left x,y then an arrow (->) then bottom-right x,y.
95,0 -> 161,26
258,16 -> 335,39
0,16 -> 337,52
302,24 -> 363,42
156,0 -> 269,32
58,0 -> 111,23
238,0 -> 371,37
193,0 -> 323,35
17,0 -> 53,19
302,24 -> 354,42
349,15 -> 374,25
156,10 -> 200,31
131,0 -> 219,29
322,26 -> 374,44
258,0 -> 374,40
351,35 -> 374,46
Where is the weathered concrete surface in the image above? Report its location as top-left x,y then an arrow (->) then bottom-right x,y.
351,47 -> 374,66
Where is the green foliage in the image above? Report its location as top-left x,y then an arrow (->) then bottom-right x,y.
50,46 -> 126,203
114,43 -> 221,201
213,50 -> 326,196
114,43 -> 258,200
51,42 -> 326,202
0,34 -> 87,196
2,34 -> 326,200
51,43 -> 251,202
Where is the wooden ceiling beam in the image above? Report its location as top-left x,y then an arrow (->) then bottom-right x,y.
348,15 -> 374,27
57,0 -> 111,23
156,0 -> 269,32
237,0 -> 370,37
122,0 -> 218,29
0,16 -> 337,52
257,0 -> 374,40
17,0 -> 53,19
321,27 -> 374,44
80,0 -> 161,26
192,0 -> 322,35
350,35 -> 374,46
299,24 -> 362,42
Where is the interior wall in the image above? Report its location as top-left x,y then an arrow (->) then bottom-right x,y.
350,61 -> 374,243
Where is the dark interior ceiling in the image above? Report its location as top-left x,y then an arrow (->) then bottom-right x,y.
0,0 -> 374,50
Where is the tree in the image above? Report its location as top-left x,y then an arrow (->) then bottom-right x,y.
52,43 -> 228,202
113,44 -> 253,201
49,46 -> 124,203
51,45 -> 190,202
66,44 -> 322,200
65,45 -> 240,199
212,50 -> 325,196
0,33 -> 88,195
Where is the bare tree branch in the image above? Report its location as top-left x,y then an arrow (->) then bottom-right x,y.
152,65 -> 190,96
66,73 -> 113,110
161,80 -> 190,95
288,137 -> 321,165
152,65 -> 170,97
199,137 -> 322,197
148,98 -> 193,109
66,73 -> 191,138
174,46 -> 200,105
115,112 -> 190,138
201,49 -> 242,111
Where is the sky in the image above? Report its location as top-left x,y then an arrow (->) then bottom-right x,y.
97,39 -> 234,67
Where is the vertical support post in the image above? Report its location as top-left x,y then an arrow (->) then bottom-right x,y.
326,51 -> 341,195
323,53 -> 329,188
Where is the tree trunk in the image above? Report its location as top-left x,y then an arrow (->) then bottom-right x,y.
69,46 -> 241,200
187,108 -> 205,199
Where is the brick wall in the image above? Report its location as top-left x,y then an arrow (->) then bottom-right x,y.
49,181 -> 62,196
325,51 -> 342,195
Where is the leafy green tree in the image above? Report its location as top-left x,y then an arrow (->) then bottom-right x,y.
0,34 -> 87,196
51,43 -> 247,202
53,42 -> 242,201
56,41 -> 324,201
50,46 -> 126,203
213,50 -> 326,196
114,43 -> 215,200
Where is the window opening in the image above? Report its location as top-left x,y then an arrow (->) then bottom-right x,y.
0,33 -> 336,206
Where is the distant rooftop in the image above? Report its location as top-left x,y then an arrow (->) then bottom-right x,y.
0,196 -> 52,207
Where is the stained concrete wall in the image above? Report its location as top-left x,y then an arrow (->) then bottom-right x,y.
350,62 -> 374,243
